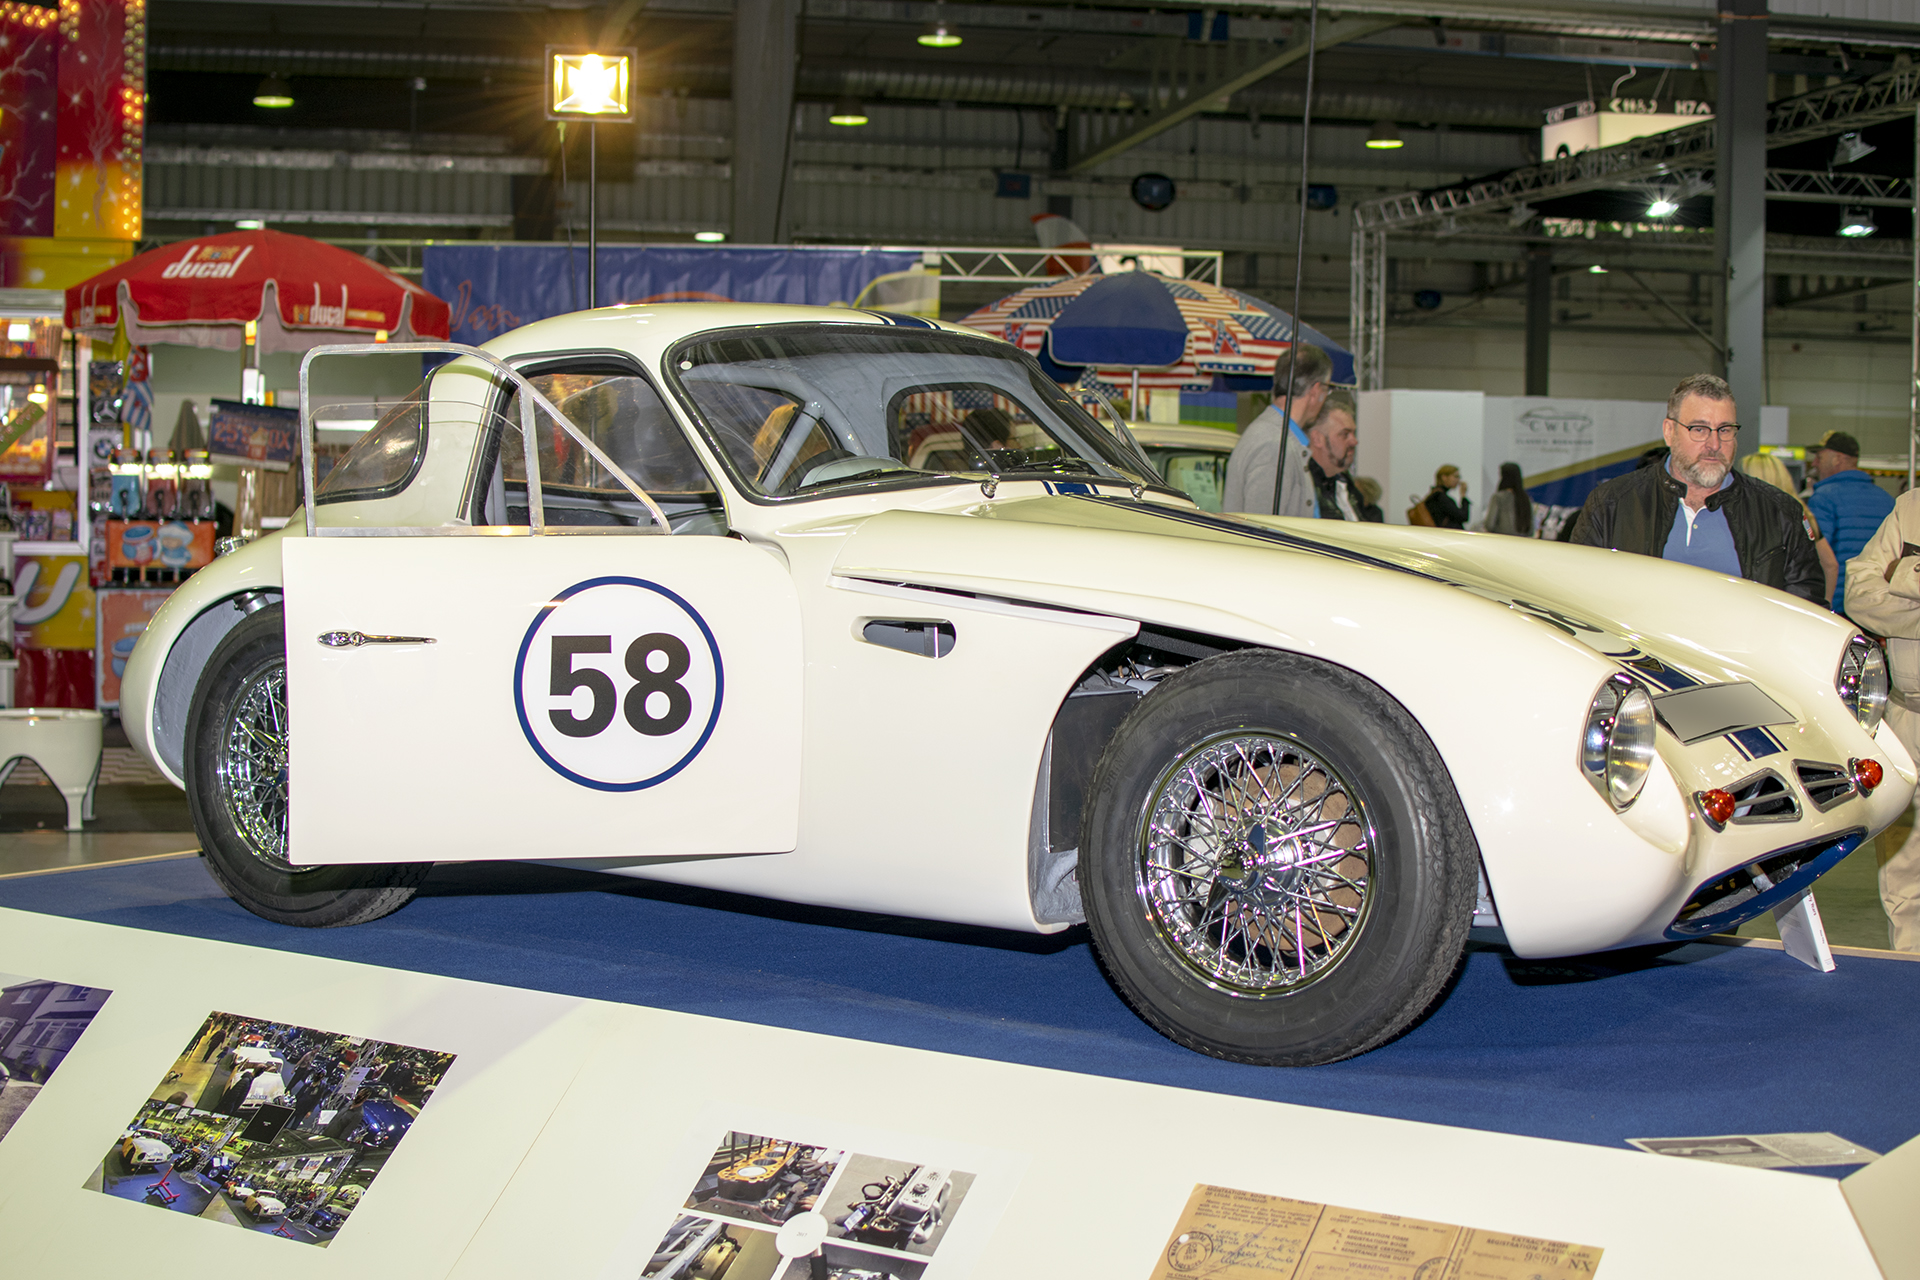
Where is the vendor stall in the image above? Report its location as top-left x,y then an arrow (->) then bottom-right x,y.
56,232 -> 451,711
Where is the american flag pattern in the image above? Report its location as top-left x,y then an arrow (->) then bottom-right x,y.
959,272 -> 1302,395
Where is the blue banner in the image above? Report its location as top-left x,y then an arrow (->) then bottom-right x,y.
423,245 -> 926,345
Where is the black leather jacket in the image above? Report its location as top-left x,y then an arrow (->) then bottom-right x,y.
1570,463 -> 1823,603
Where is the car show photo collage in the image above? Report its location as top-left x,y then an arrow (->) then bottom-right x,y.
644,1129 -> 979,1280
85,1009 -> 455,1246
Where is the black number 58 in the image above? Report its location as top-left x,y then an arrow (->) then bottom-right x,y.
549,634 -> 693,738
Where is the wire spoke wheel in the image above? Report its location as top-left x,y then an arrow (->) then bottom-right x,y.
186,603 -> 428,928
217,661 -> 292,871
1139,732 -> 1374,996
1080,649 -> 1476,1065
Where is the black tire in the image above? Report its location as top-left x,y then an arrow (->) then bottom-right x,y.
184,603 -> 429,927
1078,649 -> 1477,1066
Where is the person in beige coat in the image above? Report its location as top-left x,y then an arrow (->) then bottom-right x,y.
1842,489 -> 1920,951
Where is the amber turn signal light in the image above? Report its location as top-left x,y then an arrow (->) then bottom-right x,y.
1852,757 -> 1884,794
1697,789 -> 1736,825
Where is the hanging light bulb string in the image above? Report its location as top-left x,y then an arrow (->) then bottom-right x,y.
1273,0 -> 1319,516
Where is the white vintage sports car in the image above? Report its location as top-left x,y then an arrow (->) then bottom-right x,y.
122,303 -> 1909,1066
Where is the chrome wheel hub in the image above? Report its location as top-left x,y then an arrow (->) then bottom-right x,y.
1137,732 -> 1375,996
217,661 -> 292,870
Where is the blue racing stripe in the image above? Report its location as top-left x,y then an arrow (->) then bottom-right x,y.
1730,726 -> 1781,759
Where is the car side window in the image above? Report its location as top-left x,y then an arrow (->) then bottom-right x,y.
314,382 -> 429,505
479,369 -> 725,532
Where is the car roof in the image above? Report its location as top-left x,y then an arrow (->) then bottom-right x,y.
478,302 -> 979,364
1129,423 -> 1240,450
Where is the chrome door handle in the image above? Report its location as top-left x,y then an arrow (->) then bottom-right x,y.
317,631 -> 437,648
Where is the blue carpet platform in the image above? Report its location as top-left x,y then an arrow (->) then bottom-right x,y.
6,855 -> 1915,1175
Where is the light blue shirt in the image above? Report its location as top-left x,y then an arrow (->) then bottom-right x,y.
1661,465 -> 1741,577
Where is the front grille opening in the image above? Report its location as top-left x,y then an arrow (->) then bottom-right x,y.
1729,771 -> 1798,823
1795,760 -> 1854,811
1670,834 -> 1855,936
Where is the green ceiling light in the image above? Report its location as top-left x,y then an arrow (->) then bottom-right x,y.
694,231 -> 726,242
1646,195 -> 1678,217
1365,120 -> 1403,150
828,98 -> 870,126
1839,206 -> 1877,238
252,74 -> 295,108
918,3 -> 962,46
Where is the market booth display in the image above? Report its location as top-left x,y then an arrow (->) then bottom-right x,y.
29,231 -> 453,731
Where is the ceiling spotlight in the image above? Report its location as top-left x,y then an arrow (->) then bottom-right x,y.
1365,120 -> 1404,150
1589,263 -> 1609,274
1839,206 -> 1877,237
252,75 -> 294,109
693,231 -> 726,243
1508,202 -> 1536,228
1646,196 -> 1678,217
235,219 -> 265,230
1834,131 -> 1876,166
1434,215 -> 1460,238
828,98 -> 870,126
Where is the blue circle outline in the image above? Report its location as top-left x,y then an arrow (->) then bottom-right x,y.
512,575 -> 725,792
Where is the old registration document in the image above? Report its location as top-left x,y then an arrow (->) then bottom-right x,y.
1151,1183 -> 1603,1280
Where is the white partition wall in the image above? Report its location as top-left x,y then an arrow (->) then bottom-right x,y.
1354,389 -> 1487,524
1357,392 -> 1791,524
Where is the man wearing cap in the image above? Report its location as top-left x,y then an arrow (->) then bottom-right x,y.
1570,374 -> 1822,602
1806,429 -> 1893,613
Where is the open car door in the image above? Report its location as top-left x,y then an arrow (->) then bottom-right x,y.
279,344 -> 801,866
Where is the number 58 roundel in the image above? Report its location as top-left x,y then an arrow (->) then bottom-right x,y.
513,577 -> 724,791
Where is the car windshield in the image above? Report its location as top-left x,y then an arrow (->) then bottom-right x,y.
666,325 -> 1159,499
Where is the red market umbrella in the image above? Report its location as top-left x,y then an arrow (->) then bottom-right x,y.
64,229 -> 450,354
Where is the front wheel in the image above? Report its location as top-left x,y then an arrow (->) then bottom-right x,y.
184,603 -> 428,927
1079,649 -> 1478,1065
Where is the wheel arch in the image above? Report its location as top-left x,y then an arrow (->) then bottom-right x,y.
1032,623 -> 1489,931
147,590 -> 283,785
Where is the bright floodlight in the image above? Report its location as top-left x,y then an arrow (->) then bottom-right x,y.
694,231 -> 726,242
548,49 -> 635,120
1646,196 -> 1678,217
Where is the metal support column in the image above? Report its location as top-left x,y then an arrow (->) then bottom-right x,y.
730,0 -> 799,244
1349,225 -> 1386,391
1909,103 -> 1919,494
1525,247 -> 1552,396
1714,0 -> 1768,459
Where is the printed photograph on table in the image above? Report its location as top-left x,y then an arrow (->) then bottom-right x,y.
774,1242 -> 929,1280
86,1011 -> 455,1247
684,1132 -> 847,1226
642,1214 -> 786,1280
823,1154 -> 974,1257
0,974 -> 111,1144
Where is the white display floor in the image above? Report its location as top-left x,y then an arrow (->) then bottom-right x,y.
0,907 -> 1911,1279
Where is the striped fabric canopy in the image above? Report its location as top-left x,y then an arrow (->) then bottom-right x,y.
959,270 -> 1354,396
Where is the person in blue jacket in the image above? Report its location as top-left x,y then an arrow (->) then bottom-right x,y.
1806,430 -> 1894,612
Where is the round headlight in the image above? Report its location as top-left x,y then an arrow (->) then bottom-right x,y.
1836,634 -> 1888,735
1581,673 -> 1656,810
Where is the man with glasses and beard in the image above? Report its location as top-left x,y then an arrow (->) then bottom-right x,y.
1569,374 -> 1822,602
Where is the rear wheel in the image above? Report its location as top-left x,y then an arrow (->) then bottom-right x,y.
184,604 -> 428,927
1079,649 -> 1477,1065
